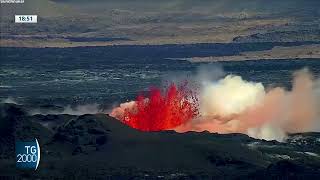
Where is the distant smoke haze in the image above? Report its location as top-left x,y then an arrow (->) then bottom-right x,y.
29,104 -> 105,116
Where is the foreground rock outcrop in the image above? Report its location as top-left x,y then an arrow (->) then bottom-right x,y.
0,103 -> 320,179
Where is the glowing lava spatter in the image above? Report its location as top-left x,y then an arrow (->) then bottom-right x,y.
119,83 -> 199,131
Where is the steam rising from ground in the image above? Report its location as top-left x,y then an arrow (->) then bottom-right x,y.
29,104 -> 104,116
1,97 -> 19,105
112,68 -> 320,142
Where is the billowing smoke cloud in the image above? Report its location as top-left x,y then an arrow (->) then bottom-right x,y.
176,68 -> 320,141
199,75 -> 265,116
111,67 -> 320,142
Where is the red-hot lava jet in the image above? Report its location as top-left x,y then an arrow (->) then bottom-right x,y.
111,83 -> 199,131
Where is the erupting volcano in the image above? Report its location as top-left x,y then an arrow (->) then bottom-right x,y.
111,83 -> 199,131
111,68 -> 320,142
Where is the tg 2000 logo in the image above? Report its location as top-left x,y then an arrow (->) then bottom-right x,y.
16,138 -> 41,170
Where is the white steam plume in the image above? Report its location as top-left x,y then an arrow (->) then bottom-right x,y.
175,68 -> 320,142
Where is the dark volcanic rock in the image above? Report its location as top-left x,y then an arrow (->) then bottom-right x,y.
52,114 -> 110,154
30,114 -> 73,131
1,103 -> 320,179
0,103 -> 24,158
246,160 -> 320,180
0,103 -> 52,159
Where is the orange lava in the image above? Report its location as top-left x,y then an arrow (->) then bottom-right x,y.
120,83 -> 199,131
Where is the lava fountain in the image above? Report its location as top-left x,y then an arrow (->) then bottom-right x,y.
111,83 -> 199,131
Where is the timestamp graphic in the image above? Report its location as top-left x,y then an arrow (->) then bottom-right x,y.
15,15 -> 37,23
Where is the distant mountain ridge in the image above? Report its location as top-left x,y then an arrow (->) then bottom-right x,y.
1,0 -> 320,46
